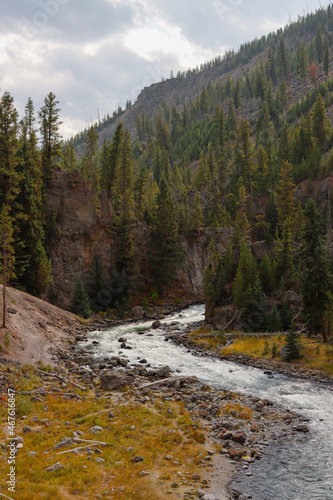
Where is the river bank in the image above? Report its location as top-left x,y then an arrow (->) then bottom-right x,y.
70,305 -> 322,500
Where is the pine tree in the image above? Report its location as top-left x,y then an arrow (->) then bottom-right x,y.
277,38 -> 289,78
113,129 -> 134,218
62,142 -> 78,171
101,123 -> 123,198
281,296 -> 293,331
284,322 -> 302,361
268,48 -> 277,84
275,161 -> 296,229
16,97 -> 51,294
268,304 -> 282,332
0,92 -> 20,207
259,252 -> 275,295
190,192 -> 204,232
233,239 -> 257,308
236,118 -> 254,194
81,126 -> 99,188
134,166 -> 149,219
311,94 -> 328,151
38,92 -> 62,180
316,26 -> 323,63
70,275 -> 92,318
243,279 -> 269,332
0,204 -> 15,328
297,41 -> 308,80
233,80 -> 242,109
227,99 -> 237,134
324,42 -> 330,76
149,179 -> 185,291
301,199 -> 332,342
254,67 -> 266,100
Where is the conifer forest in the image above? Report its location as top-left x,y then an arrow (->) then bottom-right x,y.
2,5 -> 333,343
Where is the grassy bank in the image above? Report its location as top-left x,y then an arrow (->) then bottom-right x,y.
0,365 -> 220,500
189,328 -> 333,377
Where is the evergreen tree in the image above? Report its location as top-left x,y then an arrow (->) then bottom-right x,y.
0,204 -> 15,328
243,279 -> 269,332
301,199 -> 332,342
275,161 -> 296,229
316,26 -> 323,63
81,126 -> 99,188
324,41 -> 330,76
101,123 -> 123,198
284,322 -> 302,361
70,275 -> 92,318
16,98 -> 51,294
38,92 -> 62,180
233,239 -> 257,308
277,38 -> 289,78
268,304 -> 282,332
190,192 -> 204,232
227,99 -> 237,134
297,41 -> 308,80
62,142 -> 78,171
259,251 -> 275,295
134,166 -> 149,219
254,67 -> 266,100
233,79 -> 242,109
113,129 -> 134,218
149,179 -> 185,291
281,296 -> 293,331
311,94 -> 328,151
268,48 -> 277,84
236,118 -> 254,194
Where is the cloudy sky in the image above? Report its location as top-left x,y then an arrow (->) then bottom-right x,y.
0,0 -> 330,139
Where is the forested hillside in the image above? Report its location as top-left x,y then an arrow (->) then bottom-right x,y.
2,5 -> 333,342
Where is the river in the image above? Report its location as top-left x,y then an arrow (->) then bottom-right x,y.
79,304 -> 333,500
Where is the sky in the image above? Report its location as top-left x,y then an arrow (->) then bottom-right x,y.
0,0 -> 331,139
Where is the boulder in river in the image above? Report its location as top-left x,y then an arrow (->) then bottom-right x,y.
132,306 -> 145,320
152,320 -> 162,329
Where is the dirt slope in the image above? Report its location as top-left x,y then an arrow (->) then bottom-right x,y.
0,285 -> 83,367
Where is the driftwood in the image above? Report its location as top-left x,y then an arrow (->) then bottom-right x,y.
56,444 -> 95,455
19,390 -> 83,398
0,493 -> 15,500
73,438 -> 113,446
139,376 -> 205,390
56,438 -> 113,456
35,369 -> 87,391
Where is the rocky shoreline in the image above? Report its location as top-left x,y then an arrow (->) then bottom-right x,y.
66,312 -> 327,500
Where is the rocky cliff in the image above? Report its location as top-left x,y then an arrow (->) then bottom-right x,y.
45,170 -> 234,307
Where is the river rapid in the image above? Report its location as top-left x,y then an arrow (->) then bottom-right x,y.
79,304 -> 333,500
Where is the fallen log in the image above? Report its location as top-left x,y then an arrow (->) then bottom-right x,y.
73,438 -> 113,446
19,390 -> 83,398
35,369 -> 87,391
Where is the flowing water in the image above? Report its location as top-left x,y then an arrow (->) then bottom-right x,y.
79,304 -> 333,500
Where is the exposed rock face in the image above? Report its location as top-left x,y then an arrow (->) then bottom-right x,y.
45,168 -> 114,307
45,170 -> 235,308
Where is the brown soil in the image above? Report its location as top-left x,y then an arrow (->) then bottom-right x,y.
0,285 -> 83,367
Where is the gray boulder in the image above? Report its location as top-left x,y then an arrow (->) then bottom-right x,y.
100,371 -> 133,390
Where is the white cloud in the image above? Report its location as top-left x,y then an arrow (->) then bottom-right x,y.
0,0 -> 331,139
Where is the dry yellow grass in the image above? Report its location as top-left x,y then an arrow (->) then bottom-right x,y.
221,335 -> 333,376
0,366 -> 215,499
